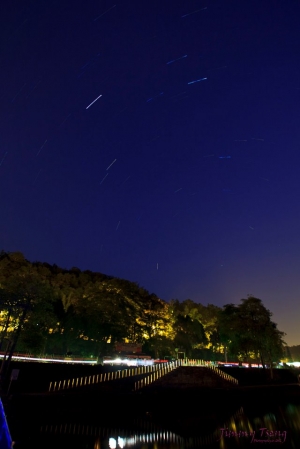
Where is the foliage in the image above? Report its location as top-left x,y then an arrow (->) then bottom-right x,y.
169,299 -> 208,357
0,252 -> 178,357
219,297 -> 286,366
0,252 -> 287,365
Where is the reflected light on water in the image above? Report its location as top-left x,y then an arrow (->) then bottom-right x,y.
217,402 -> 300,448
33,401 -> 300,448
109,437 -> 117,448
118,436 -> 125,448
94,439 -> 101,449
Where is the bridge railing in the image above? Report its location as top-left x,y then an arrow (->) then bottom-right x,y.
48,361 -> 180,392
181,359 -> 239,384
181,359 -> 213,366
48,359 -> 238,392
134,359 -> 238,389
134,360 -> 180,390
206,364 -> 239,384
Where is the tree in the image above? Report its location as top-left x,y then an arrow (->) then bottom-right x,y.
169,300 -> 208,357
0,269 -> 56,381
219,297 -> 286,374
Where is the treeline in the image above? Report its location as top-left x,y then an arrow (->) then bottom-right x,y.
0,251 -> 286,366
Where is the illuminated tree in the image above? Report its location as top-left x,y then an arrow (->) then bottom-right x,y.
0,256 -> 56,380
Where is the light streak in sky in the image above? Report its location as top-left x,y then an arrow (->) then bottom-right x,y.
120,175 -> 130,186
167,55 -> 187,65
106,158 -> 117,170
174,188 -> 182,193
11,82 -> 26,102
57,113 -> 71,129
100,173 -> 108,184
219,156 -> 231,159
181,7 -> 207,18
146,92 -> 163,102
170,91 -> 187,100
33,169 -> 42,185
79,53 -> 101,71
116,221 -> 120,230
26,80 -> 41,98
94,5 -> 116,21
0,151 -> 8,167
86,94 -> 102,109
78,53 -> 101,78
187,77 -> 207,85
36,140 -> 47,156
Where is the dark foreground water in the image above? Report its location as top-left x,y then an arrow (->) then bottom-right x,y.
6,393 -> 300,449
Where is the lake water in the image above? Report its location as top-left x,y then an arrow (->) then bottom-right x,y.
8,396 -> 300,448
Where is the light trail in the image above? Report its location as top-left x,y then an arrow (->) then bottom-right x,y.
106,158 -> 117,170
0,353 -> 97,364
100,173 -> 108,184
166,54 -> 187,65
93,5 -> 116,21
36,139 -> 47,156
187,77 -> 207,85
0,151 -> 8,166
181,7 -> 207,18
86,94 -> 102,109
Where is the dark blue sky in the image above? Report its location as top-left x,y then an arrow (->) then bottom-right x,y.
1,0 -> 300,345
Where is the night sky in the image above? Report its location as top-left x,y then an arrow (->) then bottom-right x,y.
1,0 -> 300,345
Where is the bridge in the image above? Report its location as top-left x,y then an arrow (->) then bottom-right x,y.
48,359 -> 238,394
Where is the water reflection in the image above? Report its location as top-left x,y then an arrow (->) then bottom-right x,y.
11,401 -> 300,448
7,399 -> 300,449
217,402 -> 300,448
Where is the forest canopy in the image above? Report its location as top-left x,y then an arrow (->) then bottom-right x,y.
0,251 -> 287,365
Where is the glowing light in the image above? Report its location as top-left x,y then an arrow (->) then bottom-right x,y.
103,356 -> 154,366
118,437 -> 124,448
0,354 -> 97,364
286,362 -> 300,367
109,437 -> 117,448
